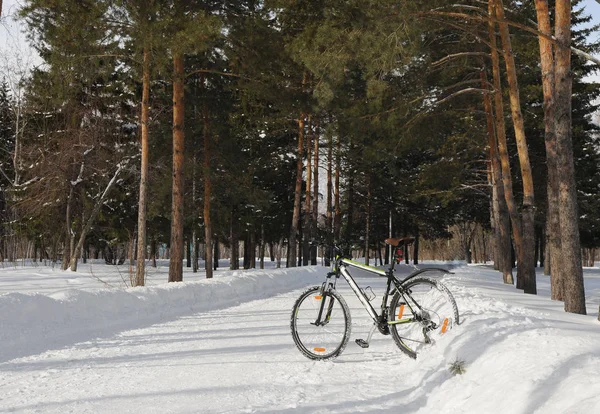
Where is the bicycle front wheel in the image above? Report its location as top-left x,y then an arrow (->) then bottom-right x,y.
290,286 -> 351,360
389,277 -> 459,359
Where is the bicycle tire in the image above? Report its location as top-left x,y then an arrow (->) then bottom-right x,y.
290,286 -> 351,360
389,277 -> 459,359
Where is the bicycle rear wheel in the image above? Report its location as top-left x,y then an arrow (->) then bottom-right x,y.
389,277 -> 459,359
290,286 -> 351,360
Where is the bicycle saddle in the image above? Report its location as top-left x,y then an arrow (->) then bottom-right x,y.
384,237 -> 415,247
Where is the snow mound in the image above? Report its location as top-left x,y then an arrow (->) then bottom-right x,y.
0,267 -> 321,362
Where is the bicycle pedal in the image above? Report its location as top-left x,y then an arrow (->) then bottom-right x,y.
355,339 -> 369,349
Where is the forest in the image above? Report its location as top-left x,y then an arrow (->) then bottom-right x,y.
0,0 -> 599,315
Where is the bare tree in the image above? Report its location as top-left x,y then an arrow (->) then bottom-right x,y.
70,162 -> 126,271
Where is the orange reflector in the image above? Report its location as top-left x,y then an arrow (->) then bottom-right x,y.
398,304 -> 405,319
314,347 -> 326,352
441,318 -> 449,334
315,295 -> 322,300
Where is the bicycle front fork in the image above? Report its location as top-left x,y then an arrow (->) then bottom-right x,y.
311,273 -> 337,326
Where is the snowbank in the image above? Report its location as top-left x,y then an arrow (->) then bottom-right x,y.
0,267 -> 322,362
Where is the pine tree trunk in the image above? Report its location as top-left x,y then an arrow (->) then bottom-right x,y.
414,228 -> 420,265
325,131 -> 333,266
289,111 -> 305,267
539,227 -> 545,268
365,175 -> 372,266
192,126 -> 198,273
481,66 -> 513,284
494,0 -> 536,294
150,238 -> 157,268
186,237 -> 191,268
213,237 -> 219,271
260,223 -> 265,269
544,224 -> 551,275
333,135 -> 342,242
555,0 -> 586,314
134,46 -> 150,287
203,99 -> 213,279
192,229 -> 198,273
168,52 -> 185,283
303,116 -> 312,266
62,186 -> 74,271
488,0 -> 522,278
250,230 -> 256,268
534,0 -> 563,299
276,236 -> 283,268
311,119 -> 319,265
230,208 -> 239,270
344,174 -> 354,256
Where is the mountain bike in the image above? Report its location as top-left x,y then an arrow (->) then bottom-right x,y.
290,237 -> 460,360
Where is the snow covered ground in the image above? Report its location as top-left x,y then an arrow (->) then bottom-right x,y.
0,259 -> 599,413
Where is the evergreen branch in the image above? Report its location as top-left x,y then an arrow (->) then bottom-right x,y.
419,10 -> 556,44
432,52 -> 490,67
425,16 -> 494,50
433,4 -> 487,15
84,54 -> 131,60
358,95 -> 427,120
436,87 -> 490,106
421,10 -> 600,67
445,78 -> 493,92
185,68 -> 259,83
571,47 -> 600,67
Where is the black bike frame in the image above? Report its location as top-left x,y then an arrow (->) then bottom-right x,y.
328,255 -> 451,326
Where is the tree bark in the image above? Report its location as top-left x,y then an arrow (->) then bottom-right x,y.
62,185 -> 74,271
289,110 -> 305,267
481,67 -> 513,284
311,119 -> 319,265
333,135 -> 342,242
494,0 -> 536,294
203,99 -> 213,278
555,0 -> 586,314
414,230 -> 421,265
230,207 -> 239,270
213,236 -> 219,271
135,46 -> 150,287
168,52 -> 185,282
260,223 -> 265,269
365,175 -> 372,266
488,0 -> 522,279
344,174 -> 354,256
325,129 -> 333,266
303,116 -> 312,266
534,0 -> 563,300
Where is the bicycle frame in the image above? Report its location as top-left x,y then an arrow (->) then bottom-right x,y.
321,252 -> 451,329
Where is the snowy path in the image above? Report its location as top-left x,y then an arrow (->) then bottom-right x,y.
0,268 -> 454,413
1,265 -> 600,413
